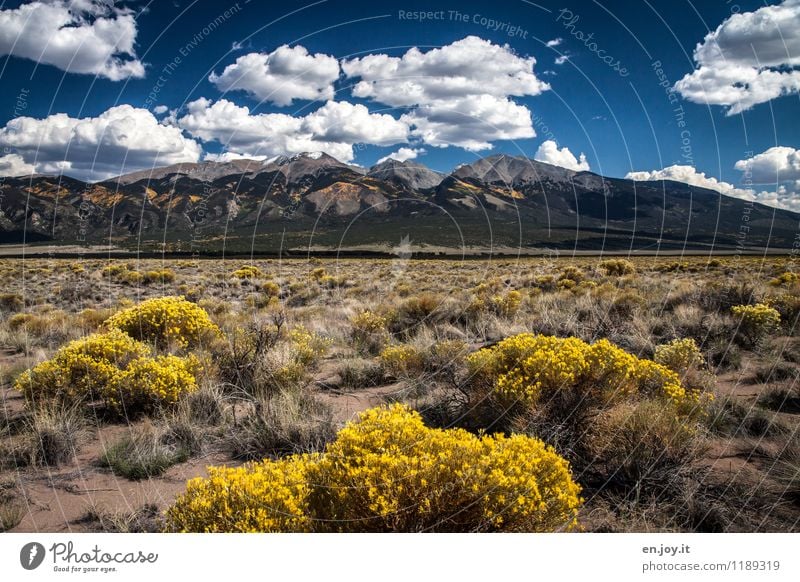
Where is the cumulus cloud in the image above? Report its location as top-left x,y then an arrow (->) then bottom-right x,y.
343,36 -> 548,107
0,0 -> 144,80
0,106 -> 201,181
534,140 -> 590,171
674,0 -> 800,114
735,146 -> 800,183
376,147 -> 425,164
545,38 -> 562,48
203,151 -> 267,163
209,45 -> 340,105
625,164 -> 800,212
341,37 -> 549,152
554,55 -> 569,65
177,98 -> 409,163
402,95 -> 535,151
0,153 -> 35,177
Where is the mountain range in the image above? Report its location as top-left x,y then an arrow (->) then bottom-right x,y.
0,152 -> 797,254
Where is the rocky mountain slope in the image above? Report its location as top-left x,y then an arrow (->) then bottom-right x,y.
0,153 -> 796,253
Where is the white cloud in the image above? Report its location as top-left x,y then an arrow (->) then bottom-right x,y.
625,164 -> 800,212
301,101 -> 409,146
342,37 -> 548,153
534,140 -> 590,171
209,45 -> 340,106
0,105 -> 201,181
0,153 -> 35,177
402,95 -> 535,151
343,36 -> 549,107
152,105 -> 169,115
674,0 -> 800,115
177,98 -> 409,163
545,38 -> 562,48
554,55 -> 569,65
735,146 -> 800,183
0,0 -> 144,80
376,147 -> 425,164
626,165 -> 750,197
203,151 -> 267,163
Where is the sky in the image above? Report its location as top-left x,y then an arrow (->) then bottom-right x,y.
0,0 -> 798,210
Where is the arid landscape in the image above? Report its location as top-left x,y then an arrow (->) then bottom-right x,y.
0,2 -> 799,578
1,255 -> 799,532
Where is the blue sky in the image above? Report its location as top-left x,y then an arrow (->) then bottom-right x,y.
0,0 -> 798,208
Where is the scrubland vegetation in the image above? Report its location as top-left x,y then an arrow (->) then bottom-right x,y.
1,255 -> 799,532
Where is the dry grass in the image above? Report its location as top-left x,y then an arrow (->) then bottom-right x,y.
1,255 -> 800,531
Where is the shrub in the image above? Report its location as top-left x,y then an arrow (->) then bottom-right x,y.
231,265 -> 264,279
654,338 -> 704,375
489,290 -> 522,317
391,293 -> 443,332
467,333 -> 691,409
559,266 -> 585,285
259,281 -> 281,297
599,259 -> 636,276
7,313 -> 33,330
289,326 -> 331,366
590,400 -> 701,492
769,271 -> 799,287
14,330 -> 150,405
0,293 -> 23,312
18,404 -> 88,466
141,269 -> 176,285
166,405 -> 582,532
227,391 -> 335,460
14,330 -> 201,415
108,355 -> 200,416
731,303 -> 780,345
350,310 -> 388,352
166,455 -> 312,532
766,294 -> 800,328
339,358 -> 385,389
101,424 -> 189,480
380,344 -> 425,378
105,295 -> 221,349
310,267 -> 327,282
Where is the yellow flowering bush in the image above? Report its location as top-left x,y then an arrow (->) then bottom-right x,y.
769,271 -> 799,287
468,333 -> 689,408
105,296 -> 221,349
731,303 -> 781,344
100,263 -> 169,285
141,269 -> 176,284
232,265 -> 264,279
766,293 -> 800,325
14,329 -> 150,404
599,258 -> 636,276
166,405 -> 582,532
259,280 -> 280,297
350,310 -> 389,352
654,338 -> 703,374
351,310 -> 387,336
107,354 -> 200,415
380,344 -> 425,377
166,455 -> 313,533
13,329 -> 202,415
289,326 -> 331,366
489,290 -> 523,317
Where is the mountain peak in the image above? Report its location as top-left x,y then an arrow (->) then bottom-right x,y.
454,155 -> 578,185
368,158 -> 444,190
